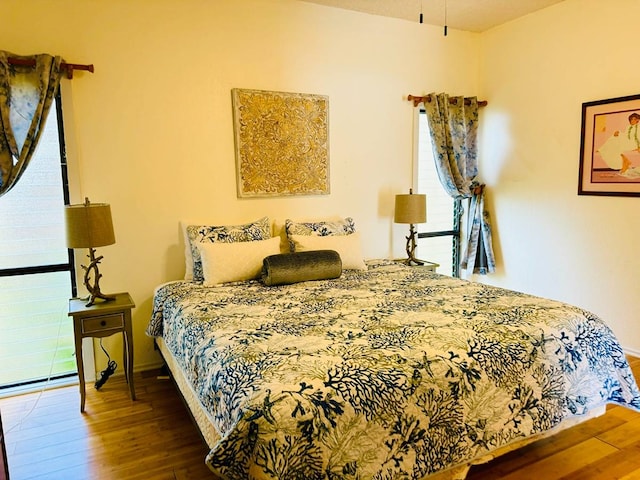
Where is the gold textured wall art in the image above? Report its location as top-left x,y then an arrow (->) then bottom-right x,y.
231,88 -> 330,197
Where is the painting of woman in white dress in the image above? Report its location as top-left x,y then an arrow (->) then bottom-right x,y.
595,112 -> 640,178
579,94 -> 640,196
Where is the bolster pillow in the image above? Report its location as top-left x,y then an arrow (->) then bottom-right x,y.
261,250 -> 342,286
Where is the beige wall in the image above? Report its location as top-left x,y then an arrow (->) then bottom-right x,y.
479,0 -> 640,354
5,0 -> 638,372
0,0 -> 480,371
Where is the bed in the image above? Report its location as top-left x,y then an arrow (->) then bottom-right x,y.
146,249 -> 640,479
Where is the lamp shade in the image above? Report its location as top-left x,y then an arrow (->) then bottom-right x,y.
394,192 -> 427,224
65,200 -> 115,248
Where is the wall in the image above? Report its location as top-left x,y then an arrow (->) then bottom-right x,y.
478,0 -> 640,353
0,0 -> 480,371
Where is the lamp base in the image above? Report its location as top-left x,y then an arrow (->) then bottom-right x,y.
84,291 -> 116,308
82,248 -> 115,307
403,223 -> 425,267
401,257 -> 426,267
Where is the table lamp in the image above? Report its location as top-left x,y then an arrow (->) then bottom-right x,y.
65,197 -> 116,307
394,188 -> 427,266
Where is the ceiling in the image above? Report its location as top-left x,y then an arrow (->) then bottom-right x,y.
299,0 -> 565,33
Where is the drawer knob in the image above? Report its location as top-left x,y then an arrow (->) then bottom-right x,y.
100,320 -> 107,327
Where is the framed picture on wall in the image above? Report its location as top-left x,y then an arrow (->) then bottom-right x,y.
579,93 -> 640,196
231,88 -> 330,198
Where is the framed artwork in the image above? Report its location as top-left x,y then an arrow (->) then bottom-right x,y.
231,88 -> 330,197
579,93 -> 640,196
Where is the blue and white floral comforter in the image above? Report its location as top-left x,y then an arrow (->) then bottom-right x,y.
146,260 -> 640,479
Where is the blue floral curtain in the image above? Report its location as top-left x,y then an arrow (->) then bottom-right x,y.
0,51 -> 64,197
422,92 -> 496,275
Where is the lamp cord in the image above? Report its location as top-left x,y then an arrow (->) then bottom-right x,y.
94,339 -> 117,390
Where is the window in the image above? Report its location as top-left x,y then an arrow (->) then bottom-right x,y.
0,94 -> 76,390
415,111 -> 461,277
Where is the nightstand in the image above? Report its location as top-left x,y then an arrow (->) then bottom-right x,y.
394,259 -> 440,272
68,292 -> 136,412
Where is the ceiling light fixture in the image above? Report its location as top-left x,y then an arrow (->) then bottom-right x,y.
444,0 -> 448,36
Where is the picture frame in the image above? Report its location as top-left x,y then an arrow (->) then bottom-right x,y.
578,93 -> 640,196
231,88 -> 330,198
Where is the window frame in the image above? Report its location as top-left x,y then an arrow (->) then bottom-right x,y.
416,109 -> 462,277
0,89 -> 78,390
0,91 -> 76,292
417,198 -> 462,277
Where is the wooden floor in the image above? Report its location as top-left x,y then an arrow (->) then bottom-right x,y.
0,370 -> 214,480
0,357 -> 639,480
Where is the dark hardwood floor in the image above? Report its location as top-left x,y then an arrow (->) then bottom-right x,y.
1,357 -> 639,479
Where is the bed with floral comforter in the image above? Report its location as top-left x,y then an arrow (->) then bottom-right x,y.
146,259 -> 640,479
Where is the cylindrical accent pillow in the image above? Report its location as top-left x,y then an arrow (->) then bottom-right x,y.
261,250 -> 342,286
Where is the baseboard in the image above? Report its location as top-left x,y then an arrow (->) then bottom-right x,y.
133,360 -> 166,373
624,346 -> 640,358
93,360 -> 165,381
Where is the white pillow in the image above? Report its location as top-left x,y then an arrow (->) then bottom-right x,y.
290,232 -> 367,271
181,217 -> 271,281
198,236 -> 281,286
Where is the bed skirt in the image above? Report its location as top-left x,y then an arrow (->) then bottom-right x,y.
155,337 -> 221,449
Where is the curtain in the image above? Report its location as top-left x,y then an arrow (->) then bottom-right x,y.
422,92 -> 496,275
461,188 -> 495,275
0,51 -> 64,197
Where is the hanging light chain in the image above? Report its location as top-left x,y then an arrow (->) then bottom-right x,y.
444,0 -> 448,36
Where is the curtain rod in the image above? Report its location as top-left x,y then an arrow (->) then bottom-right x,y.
7,57 -> 94,79
407,94 -> 487,108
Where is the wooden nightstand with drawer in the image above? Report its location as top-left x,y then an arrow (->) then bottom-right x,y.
68,292 -> 136,412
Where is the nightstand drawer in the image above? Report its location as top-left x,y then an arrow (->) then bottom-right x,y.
82,313 -> 124,334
